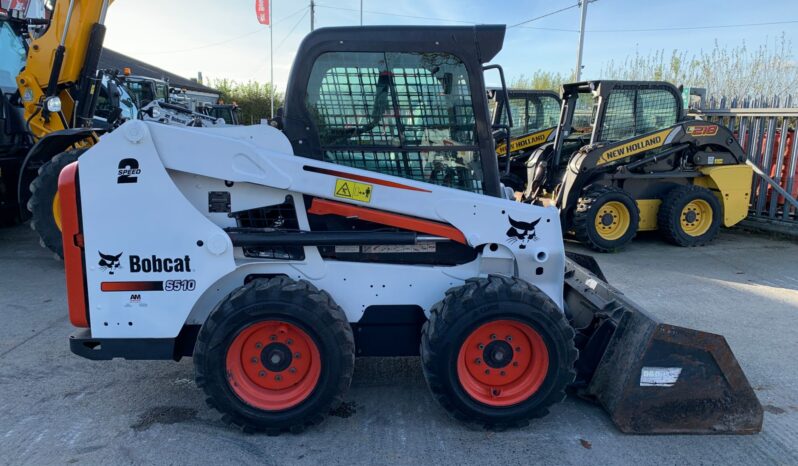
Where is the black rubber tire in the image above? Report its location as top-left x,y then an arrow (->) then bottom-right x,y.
28,149 -> 84,258
572,185 -> 639,253
420,275 -> 577,430
194,277 -> 355,434
658,184 -> 722,247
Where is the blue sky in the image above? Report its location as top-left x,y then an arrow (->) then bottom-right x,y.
104,0 -> 797,89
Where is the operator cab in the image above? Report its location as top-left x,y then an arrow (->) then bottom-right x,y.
121,75 -> 170,108
489,88 -> 560,141
280,25 -> 509,198
525,80 -> 683,200
488,88 -> 560,191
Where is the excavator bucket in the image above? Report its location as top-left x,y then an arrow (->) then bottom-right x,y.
564,253 -> 763,434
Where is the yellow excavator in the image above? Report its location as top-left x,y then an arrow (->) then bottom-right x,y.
4,0 -> 118,257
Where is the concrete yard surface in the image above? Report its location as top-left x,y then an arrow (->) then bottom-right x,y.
1,225 -> 797,465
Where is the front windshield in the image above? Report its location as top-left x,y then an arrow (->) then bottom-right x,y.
499,95 -> 560,138
126,80 -> 155,107
96,76 -> 137,121
569,93 -> 596,138
0,21 -> 26,92
155,82 -> 168,101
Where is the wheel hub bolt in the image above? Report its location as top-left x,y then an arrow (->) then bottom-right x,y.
513,361 -> 519,367
478,343 -> 485,350
492,389 -> 500,396
500,371 -> 506,376
275,375 -> 282,381
506,335 -> 512,341
258,371 -> 265,377
490,334 -> 497,340
286,339 -> 293,345
270,335 -> 277,341
255,342 -> 262,349
295,352 -> 301,359
515,346 -> 521,352
484,369 -> 490,375
474,358 -> 482,365
250,357 -> 258,364
289,367 -> 297,374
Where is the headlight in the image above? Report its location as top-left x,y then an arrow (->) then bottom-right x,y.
45,96 -> 62,113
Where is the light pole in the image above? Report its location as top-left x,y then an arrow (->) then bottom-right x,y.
575,0 -> 589,81
310,0 -> 315,31
270,0 -> 274,118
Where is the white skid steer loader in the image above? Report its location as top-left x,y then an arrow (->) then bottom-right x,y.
60,25 -> 762,434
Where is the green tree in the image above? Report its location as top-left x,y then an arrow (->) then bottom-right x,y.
208,78 -> 283,124
510,70 -> 571,91
509,34 -> 798,99
597,34 -> 798,98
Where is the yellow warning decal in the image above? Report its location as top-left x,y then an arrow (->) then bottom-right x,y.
496,128 -> 555,156
597,128 -> 672,166
334,179 -> 373,203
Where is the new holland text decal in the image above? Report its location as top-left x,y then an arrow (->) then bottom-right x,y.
496,128 -> 555,156
505,217 -> 541,249
596,128 -> 672,166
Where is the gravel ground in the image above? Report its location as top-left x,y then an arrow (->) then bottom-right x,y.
1,224 -> 797,465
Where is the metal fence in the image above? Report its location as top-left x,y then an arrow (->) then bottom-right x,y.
689,96 -> 798,226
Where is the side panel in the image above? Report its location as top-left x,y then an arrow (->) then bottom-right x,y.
77,121 -> 565,339
694,165 -> 754,227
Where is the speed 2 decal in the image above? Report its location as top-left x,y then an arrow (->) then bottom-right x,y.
117,158 -> 141,184
505,217 -> 541,249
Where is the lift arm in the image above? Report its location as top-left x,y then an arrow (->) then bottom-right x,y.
16,0 -> 112,138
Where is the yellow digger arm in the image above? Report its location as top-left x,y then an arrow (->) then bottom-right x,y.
16,0 -> 113,139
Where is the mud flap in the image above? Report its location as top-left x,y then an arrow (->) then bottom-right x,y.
564,254 -> 763,434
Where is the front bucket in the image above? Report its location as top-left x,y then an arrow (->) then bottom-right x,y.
564,253 -> 763,434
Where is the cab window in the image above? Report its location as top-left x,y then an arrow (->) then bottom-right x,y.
499,94 -> 560,138
0,22 -> 25,91
306,51 -> 483,193
600,87 -> 678,142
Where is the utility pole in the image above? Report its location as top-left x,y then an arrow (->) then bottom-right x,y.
360,0 -> 363,26
310,0 -> 315,31
269,0 -> 274,118
575,0 -> 589,81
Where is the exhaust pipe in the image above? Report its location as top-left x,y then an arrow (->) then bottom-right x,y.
564,253 -> 763,434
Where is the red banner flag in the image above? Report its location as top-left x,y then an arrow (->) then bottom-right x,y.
256,0 -> 269,25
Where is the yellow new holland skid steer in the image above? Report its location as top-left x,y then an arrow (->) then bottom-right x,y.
523,81 -> 753,251
62,26 -> 762,435
489,88 -> 560,192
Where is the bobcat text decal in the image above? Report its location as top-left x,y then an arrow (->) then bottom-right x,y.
505,217 -> 541,249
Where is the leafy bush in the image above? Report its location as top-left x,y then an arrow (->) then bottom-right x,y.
208,78 -> 283,125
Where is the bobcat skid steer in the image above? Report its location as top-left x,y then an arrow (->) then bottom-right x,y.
61,26 -> 762,434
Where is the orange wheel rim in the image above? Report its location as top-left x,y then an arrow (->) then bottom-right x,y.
456,319 -> 549,407
225,320 -> 321,411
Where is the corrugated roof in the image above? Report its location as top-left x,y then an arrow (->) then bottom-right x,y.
99,48 -> 219,94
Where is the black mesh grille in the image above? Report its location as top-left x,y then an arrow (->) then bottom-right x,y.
601,87 -> 678,142
306,51 -> 482,193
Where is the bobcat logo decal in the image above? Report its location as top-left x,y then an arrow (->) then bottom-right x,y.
505,217 -> 541,249
98,251 -> 123,275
